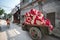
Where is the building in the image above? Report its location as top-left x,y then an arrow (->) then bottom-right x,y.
20,0 -> 60,37
11,3 -> 20,24
42,1 -> 60,27
20,0 -> 40,23
20,0 -> 60,27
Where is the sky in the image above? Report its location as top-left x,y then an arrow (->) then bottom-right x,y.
0,0 -> 20,14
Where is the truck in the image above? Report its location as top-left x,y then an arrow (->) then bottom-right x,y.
22,9 -> 53,40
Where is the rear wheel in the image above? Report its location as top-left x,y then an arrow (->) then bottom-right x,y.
29,27 -> 42,40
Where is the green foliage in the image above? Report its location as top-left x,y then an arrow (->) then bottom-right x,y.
7,14 -> 12,18
3,13 -> 7,19
0,8 -> 5,15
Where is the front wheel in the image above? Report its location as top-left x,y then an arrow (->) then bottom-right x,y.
29,27 -> 42,40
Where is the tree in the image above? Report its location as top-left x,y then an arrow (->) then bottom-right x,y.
7,13 -> 12,18
0,8 -> 5,15
3,13 -> 7,19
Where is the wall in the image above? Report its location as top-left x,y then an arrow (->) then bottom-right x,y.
20,0 -> 60,26
21,2 -> 39,15
20,1 -> 39,23
42,1 -> 60,27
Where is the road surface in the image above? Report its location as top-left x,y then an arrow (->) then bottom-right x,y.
0,23 -> 60,40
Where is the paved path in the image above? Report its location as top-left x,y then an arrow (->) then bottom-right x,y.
0,23 -> 32,40
0,23 -> 60,40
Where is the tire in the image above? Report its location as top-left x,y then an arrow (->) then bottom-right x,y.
22,25 -> 26,31
29,27 -> 42,40
22,25 -> 28,31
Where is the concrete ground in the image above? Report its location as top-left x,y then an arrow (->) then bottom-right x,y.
0,23 -> 60,40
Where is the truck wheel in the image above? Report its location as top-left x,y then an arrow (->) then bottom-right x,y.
22,25 -> 26,31
29,27 -> 42,40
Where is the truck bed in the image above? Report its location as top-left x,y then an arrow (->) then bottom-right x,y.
23,23 -> 48,27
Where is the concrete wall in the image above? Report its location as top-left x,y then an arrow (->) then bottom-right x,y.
20,2 -> 39,23
42,1 -> 60,27
20,1 -> 60,26
43,2 -> 60,13
21,3 -> 39,15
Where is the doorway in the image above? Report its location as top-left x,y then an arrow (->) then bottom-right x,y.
46,12 -> 55,27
